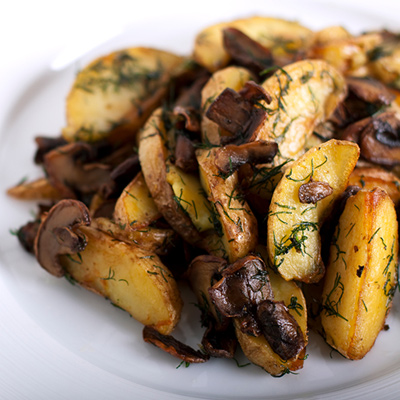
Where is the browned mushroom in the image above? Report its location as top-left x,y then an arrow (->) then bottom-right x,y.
331,77 -> 395,128
143,325 -> 209,363
208,255 -> 273,318
256,300 -> 305,361
298,180 -> 333,204
214,140 -> 278,176
34,199 -> 91,277
223,27 -> 273,76
44,142 -> 112,199
359,111 -> 400,166
205,82 -> 271,144
34,135 -> 68,164
202,321 -> 237,358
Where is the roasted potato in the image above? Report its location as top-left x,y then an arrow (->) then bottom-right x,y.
254,59 -> 347,162
197,147 -> 258,262
114,172 -> 161,230
7,177 -> 61,200
267,139 -> 359,283
321,188 -> 398,359
63,48 -> 184,143
194,16 -> 312,72
61,225 -> 182,335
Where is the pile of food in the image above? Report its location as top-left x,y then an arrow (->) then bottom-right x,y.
8,16 -> 400,376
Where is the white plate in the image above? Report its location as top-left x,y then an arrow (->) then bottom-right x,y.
1,1 -> 400,399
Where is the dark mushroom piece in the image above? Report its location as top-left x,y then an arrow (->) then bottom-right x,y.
208,255 -> 273,318
256,300 -> 305,361
359,111 -> 400,167
44,142 -> 112,199
34,135 -> 68,164
202,321 -> 237,359
205,81 -> 271,145
223,27 -> 273,76
143,325 -> 209,363
214,140 -> 278,176
298,180 -> 333,204
34,199 -> 91,277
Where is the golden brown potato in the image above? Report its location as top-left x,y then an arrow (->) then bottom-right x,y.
254,60 -> 347,163
193,16 -> 312,72
348,167 -> 400,206
267,139 -> 359,283
201,66 -> 254,145
321,188 -> 398,359
114,172 -> 161,230
61,225 -> 182,335
63,48 -> 184,143
7,177 -> 61,200
138,108 -> 204,246
197,148 -> 258,262
92,217 -> 176,256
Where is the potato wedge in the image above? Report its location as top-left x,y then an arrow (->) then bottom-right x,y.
201,66 -> 254,145
348,166 -> 400,206
234,249 -> 308,376
267,139 -> 359,283
138,108 -> 204,245
92,217 -> 176,256
61,225 -> 182,335
7,177 -> 61,200
193,16 -> 312,72
321,188 -> 398,359
197,148 -> 258,262
114,172 -> 161,230
63,48 -> 184,143
254,60 -> 347,162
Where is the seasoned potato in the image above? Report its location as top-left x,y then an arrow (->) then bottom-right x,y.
138,108 -> 204,245
166,164 -> 213,233
61,225 -> 182,335
254,60 -> 347,162
63,48 -> 184,143
348,167 -> 400,206
234,251 -> 308,376
201,66 -> 254,145
7,177 -> 61,200
194,16 -> 312,72
114,172 -> 161,230
321,188 -> 398,359
197,148 -> 258,262
267,139 -> 359,283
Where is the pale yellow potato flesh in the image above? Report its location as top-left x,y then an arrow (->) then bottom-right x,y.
197,148 -> 258,262
166,164 -> 213,232
63,48 -> 184,142
61,226 -> 182,335
267,139 -> 359,283
114,172 -> 161,230
201,66 -> 254,145
193,16 -> 312,72
254,59 -> 347,163
321,188 -> 398,359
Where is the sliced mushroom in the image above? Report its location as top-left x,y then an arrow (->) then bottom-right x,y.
44,142 -> 112,199
34,199 -> 91,277
205,81 -> 270,144
34,135 -> 68,164
298,180 -> 333,204
223,27 -> 273,76
208,255 -> 273,318
214,140 -> 278,176
256,300 -> 305,361
202,321 -> 237,358
359,112 -> 400,166
143,325 -> 209,363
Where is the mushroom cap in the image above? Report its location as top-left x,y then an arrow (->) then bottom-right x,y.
34,199 -> 91,277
